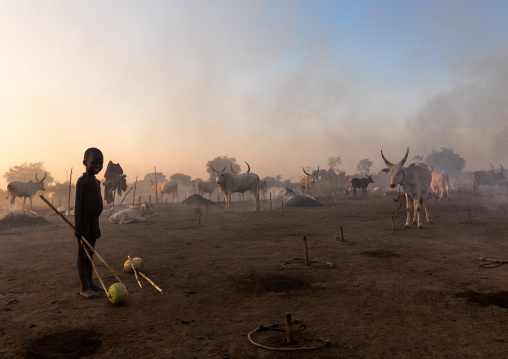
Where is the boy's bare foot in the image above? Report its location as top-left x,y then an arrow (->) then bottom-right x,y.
88,283 -> 104,292
80,288 -> 99,299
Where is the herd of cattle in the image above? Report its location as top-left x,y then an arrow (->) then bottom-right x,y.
3,149 -> 506,226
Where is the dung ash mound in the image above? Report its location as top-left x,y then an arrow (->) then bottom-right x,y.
284,195 -> 322,208
182,194 -> 217,206
0,210 -> 50,230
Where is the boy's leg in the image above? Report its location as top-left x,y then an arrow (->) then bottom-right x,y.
85,237 -> 102,292
77,241 -> 99,298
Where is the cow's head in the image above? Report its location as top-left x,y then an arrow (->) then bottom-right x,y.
490,164 -> 506,180
141,202 -> 154,215
366,174 -> 374,185
35,172 -> 47,191
211,165 -> 227,186
381,148 -> 409,188
302,166 -> 319,184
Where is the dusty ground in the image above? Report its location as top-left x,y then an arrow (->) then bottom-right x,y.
1,191 -> 507,359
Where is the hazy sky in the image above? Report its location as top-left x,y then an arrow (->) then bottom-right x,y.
1,0 -> 508,187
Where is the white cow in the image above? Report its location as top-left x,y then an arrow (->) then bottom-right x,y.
299,167 -> 319,195
430,170 -> 450,201
211,162 -> 260,212
152,180 -> 179,203
6,172 -> 47,211
197,180 -> 217,200
381,148 -> 432,229
110,202 -> 153,224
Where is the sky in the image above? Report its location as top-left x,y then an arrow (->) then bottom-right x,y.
1,0 -> 508,187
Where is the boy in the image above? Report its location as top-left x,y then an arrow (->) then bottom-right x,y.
75,148 -> 104,298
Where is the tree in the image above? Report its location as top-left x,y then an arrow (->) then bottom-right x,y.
3,162 -> 54,184
356,159 -> 373,175
327,155 -> 343,173
206,156 -> 241,174
143,172 -> 167,183
425,148 -> 466,177
170,173 -> 192,187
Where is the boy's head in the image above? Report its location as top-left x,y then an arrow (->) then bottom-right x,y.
83,148 -> 104,176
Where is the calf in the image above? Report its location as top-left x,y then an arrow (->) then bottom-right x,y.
110,202 -> 153,224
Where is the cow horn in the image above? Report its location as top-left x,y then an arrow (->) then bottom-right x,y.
381,150 -> 393,167
500,164 -> 504,173
302,167 -> 311,176
399,147 -> 409,166
36,172 -> 47,183
210,165 -> 216,173
245,162 -> 250,173
312,166 -> 319,176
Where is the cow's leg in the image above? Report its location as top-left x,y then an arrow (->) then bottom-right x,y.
422,193 -> 432,224
23,197 -> 27,210
10,195 -> 16,208
404,193 -> 411,228
29,196 -> 34,211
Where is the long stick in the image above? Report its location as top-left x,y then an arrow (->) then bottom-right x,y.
128,255 -> 142,288
138,271 -> 165,295
40,195 -> 123,284
132,175 -> 138,207
119,187 -> 133,206
67,168 -> 73,214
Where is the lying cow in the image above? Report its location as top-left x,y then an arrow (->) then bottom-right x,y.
110,203 -> 153,224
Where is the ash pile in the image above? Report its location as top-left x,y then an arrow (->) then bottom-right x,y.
181,194 -> 217,206
0,210 -> 49,230
284,195 -> 322,208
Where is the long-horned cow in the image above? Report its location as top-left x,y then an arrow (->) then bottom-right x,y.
472,165 -> 505,197
151,180 -> 179,203
5,172 -> 47,211
381,148 -> 432,229
430,170 -> 450,201
350,174 -> 374,197
211,162 -> 260,212
299,166 -> 319,195
197,180 -> 217,200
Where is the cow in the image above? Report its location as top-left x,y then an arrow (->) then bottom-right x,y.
197,180 -> 216,200
472,165 -> 505,197
350,174 -> 374,197
110,202 -> 153,224
152,180 -> 179,203
430,170 -> 450,201
211,162 -> 260,212
46,191 -> 55,205
259,180 -> 268,200
381,148 -> 432,229
6,172 -> 47,211
299,166 -> 319,195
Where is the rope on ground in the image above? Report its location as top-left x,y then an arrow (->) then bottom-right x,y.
281,257 -> 333,269
478,257 -> 508,268
247,319 -> 329,351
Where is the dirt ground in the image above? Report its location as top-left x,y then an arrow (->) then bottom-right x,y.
1,190 -> 507,359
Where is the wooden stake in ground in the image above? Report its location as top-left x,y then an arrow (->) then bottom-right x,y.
270,192 -> 272,211
302,236 -> 310,265
119,187 -> 133,206
285,313 -> 293,344
280,201 -> 283,216
149,195 -> 152,223
67,167 -> 73,215
153,166 -> 159,211
132,175 -> 138,207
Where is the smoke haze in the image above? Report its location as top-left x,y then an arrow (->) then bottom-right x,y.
1,1 -> 507,187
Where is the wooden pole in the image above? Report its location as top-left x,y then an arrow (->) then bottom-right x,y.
67,168 -> 73,214
284,313 -> 293,344
119,187 -> 133,206
138,195 -> 141,206
270,192 -> 272,211
149,195 -> 152,223
132,175 -> 138,207
280,201 -> 283,216
339,226 -> 345,241
154,166 -> 158,211
302,236 -> 309,265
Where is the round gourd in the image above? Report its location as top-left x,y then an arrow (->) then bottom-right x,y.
124,257 -> 144,272
108,283 -> 128,305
